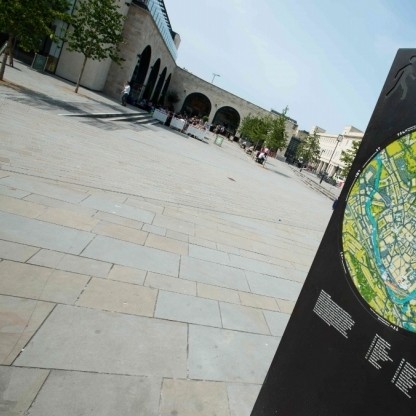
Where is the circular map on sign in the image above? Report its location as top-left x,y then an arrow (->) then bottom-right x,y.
342,129 -> 416,332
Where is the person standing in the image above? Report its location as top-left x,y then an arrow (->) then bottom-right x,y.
121,81 -> 130,106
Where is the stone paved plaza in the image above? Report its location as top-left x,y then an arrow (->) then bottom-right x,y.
0,62 -> 334,415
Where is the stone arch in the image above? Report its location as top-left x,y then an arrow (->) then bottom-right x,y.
159,73 -> 171,107
152,66 -> 167,104
130,45 -> 151,105
180,93 -> 211,117
142,58 -> 161,101
212,106 -> 241,134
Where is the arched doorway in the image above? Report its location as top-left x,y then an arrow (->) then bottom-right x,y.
159,74 -> 171,108
130,45 -> 151,105
151,67 -> 167,104
142,58 -> 160,101
212,106 -> 240,134
180,93 -> 211,117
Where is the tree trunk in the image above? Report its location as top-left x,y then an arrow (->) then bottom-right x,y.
8,37 -> 16,67
0,37 -> 11,81
75,55 -> 88,93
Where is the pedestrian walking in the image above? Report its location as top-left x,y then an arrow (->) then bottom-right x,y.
121,81 -> 130,106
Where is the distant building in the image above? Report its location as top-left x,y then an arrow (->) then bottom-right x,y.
314,125 -> 364,177
284,129 -> 309,164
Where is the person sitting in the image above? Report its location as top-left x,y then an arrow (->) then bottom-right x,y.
256,152 -> 266,164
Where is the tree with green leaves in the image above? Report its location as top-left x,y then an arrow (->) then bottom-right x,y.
0,0 -> 70,80
264,106 -> 289,151
295,132 -> 321,167
66,0 -> 125,93
238,114 -> 269,147
340,140 -> 361,177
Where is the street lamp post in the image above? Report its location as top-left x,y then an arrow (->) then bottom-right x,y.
211,73 -> 220,84
320,134 -> 343,184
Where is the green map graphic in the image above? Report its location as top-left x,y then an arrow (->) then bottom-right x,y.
343,130 -> 416,332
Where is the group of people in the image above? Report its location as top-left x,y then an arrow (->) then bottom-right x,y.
255,148 -> 269,165
119,81 -> 232,137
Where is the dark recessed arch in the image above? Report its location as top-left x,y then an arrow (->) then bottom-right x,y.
130,45 -> 151,105
159,73 -> 171,107
180,93 -> 211,118
212,106 -> 240,134
142,58 -> 160,101
151,66 -> 167,104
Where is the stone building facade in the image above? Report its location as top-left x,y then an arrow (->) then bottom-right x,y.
51,0 -> 297,145
313,125 -> 364,177
170,67 -> 297,138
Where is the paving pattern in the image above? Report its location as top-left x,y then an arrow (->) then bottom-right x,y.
0,62 -> 333,415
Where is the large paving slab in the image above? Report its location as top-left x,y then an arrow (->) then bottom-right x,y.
228,253 -> 286,278
263,310 -> 291,336
0,175 -> 88,204
238,291 -> 279,311
160,379 -> 229,416
28,249 -> 112,278
197,283 -> 240,304
92,221 -> 148,245
188,244 -> 230,265
245,270 -> 303,301
76,277 -> 157,316
0,240 -> 39,263
81,194 -> 155,224
180,256 -> 249,291
145,272 -> 196,295
0,261 -> 89,304
0,295 -> 55,365
152,214 -> 195,235
26,370 -> 161,416
188,325 -> 279,383
82,235 -> 180,276
145,233 -> 188,255
0,366 -> 50,415
0,184 -> 31,199
0,195 -> 47,219
0,212 -> 94,255
219,303 -> 270,335
36,206 -> 99,231
15,304 -> 187,378
227,383 -> 262,416
155,291 -> 221,327
107,264 -> 147,285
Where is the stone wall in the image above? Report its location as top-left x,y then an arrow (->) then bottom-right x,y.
104,3 -> 176,99
170,67 -> 297,144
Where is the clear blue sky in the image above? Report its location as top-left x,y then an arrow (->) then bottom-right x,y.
164,0 -> 416,133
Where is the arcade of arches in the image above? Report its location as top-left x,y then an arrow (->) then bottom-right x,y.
180,93 -> 211,118
129,45 -> 172,106
180,94 -> 240,133
127,46 -> 241,132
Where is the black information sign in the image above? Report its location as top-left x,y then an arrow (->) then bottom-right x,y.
251,49 -> 416,415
